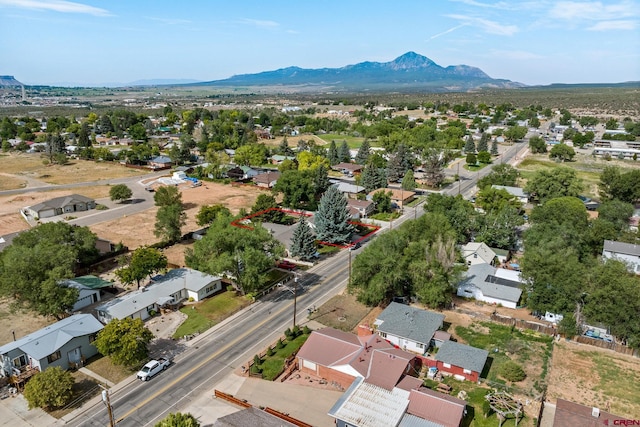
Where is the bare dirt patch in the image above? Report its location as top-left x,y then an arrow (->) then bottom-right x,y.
547,341 -> 640,419
310,293 -> 374,332
89,182 -> 264,249
0,174 -> 27,191
0,301 -> 55,344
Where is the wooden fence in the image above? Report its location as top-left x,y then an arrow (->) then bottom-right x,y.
575,336 -> 639,357
490,313 -> 557,336
213,390 -> 251,408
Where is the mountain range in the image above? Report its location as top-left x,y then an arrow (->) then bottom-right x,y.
0,76 -> 23,87
194,52 -> 525,92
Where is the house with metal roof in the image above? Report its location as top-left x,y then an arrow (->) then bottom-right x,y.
374,302 -> 445,355
461,242 -> 497,266
329,377 -> 466,427
602,239 -> 640,274
95,268 -> 222,323
491,185 -> 529,204
435,341 -> 488,382
0,314 -> 103,377
25,194 -> 96,219
457,263 -> 523,309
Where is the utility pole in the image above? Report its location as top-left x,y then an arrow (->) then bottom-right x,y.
100,385 -> 115,427
348,249 -> 352,287
292,275 -> 298,329
457,161 -> 461,195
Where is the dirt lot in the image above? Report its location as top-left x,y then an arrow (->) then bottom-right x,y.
547,340 -> 640,419
0,301 -> 55,344
89,182 -> 265,250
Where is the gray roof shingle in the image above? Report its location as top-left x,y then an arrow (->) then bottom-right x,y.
435,341 -> 488,374
603,240 -> 640,256
376,302 -> 444,346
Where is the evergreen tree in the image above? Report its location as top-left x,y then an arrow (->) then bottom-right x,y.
402,169 -> 416,191
314,163 -> 330,196
360,163 -> 387,193
355,139 -> 371,164
396,144 -> 413,173
386,154 -> 403,183
278,137 -> 293,156
338,140 -> 351,163
490,138 -> 499,155
328,140 -> 339,165
78,122 -> 90,147
289,216 -> 317,260
477,132 -> 489,153
314,185 -> 354,244
464,135 -> 476,153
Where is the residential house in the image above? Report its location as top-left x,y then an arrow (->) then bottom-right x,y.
374,302 -> 445,355
331,181 -> 366,198
269,155 -> 295,165
25,194 -> 96,219
253,171 -> 281,188
592,140 -> 640,159
332,162 -> 363,175
148,156 -> 172,169
461,242 -> 497,266
602,240 -> 640,274
491,185 -> 529,204
552,398 -> 627,427
0,314 -> 103,377
435,340 -> 488,382
226,166 -> 259,181
346,199 -> 375,218
328,377 -> 466,427
63,275 -> 112,312
213,407 -> 298,427
296,326 -> 420,391
457,263 -> 523,309
367,188 -> 416,209
96,268 -> 222,323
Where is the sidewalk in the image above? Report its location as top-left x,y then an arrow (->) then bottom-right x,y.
78,367 -> 114,388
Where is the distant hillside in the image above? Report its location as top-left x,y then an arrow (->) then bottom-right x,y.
126,78 -> 201,87
0,76 -> 23,87
193,52 -> 525,92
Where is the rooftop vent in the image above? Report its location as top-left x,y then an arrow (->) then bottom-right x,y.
592,407 -> 600,418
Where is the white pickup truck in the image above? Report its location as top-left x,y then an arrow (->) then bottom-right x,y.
136,358 -> 170,381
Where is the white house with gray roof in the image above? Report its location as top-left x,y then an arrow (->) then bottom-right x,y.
457,263 -> 523,309
602,240 -> 640,274
0,314 -> 103,377
96,268 -> 222,323
374,302 -> 445,355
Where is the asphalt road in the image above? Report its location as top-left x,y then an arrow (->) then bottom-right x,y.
62,139 -> 531,425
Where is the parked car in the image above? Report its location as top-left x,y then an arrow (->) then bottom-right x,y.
137,358 -> 170,381
276,260 -> 297,270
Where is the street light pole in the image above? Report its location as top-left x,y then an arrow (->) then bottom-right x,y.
100,385 -> 115,427
348,249 -> 352,288
292,275 -> 298,329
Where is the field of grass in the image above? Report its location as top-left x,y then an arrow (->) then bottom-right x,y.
173,290 -> 251,338
84,354 -> 136,383
0,174 -> 26,190
315,133 -> 367,148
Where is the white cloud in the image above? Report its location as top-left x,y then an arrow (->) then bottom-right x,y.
550,1 -> 638,21
0,0 -> 111,16
588,20 -> 638,31
238,18 -> 279,29
147,17 -> 191,25
426,23 -> 469,41
446,14 -> 518,35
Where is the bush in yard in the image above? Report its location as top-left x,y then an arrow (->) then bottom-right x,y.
292,325 -> 301,337
499,361 -> 526,382
266,346 -> 275,357
276,338 -> 285,349
284,327 -> 293,339
303,325 -> 311,335
154,412 -> 200,427
253,354 -> 262,366
23,366 -> 74,410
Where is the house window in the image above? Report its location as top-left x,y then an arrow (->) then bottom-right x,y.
463,368 -> 472,374
417,342 -> 424,349
47,351 -> 61,363
89,333 -> 97,343
13,354 -> 27,368
443,362 -> 451,369
379,332 -> 387,339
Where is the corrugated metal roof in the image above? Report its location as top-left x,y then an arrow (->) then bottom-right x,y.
0,314 -> 103,360
329,378 -> 410,427
376,302 -> 445,346
603,239 -> 640,256
435,341 -> 488,374
65,275 -> 112,290
398,413 -> 443,427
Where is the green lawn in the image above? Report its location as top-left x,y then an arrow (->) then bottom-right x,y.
173,291 -> 251,338
83,354 -> 136,383
464,162 -> 491,172
315,133 -> 367,148
255,332 -> 310,380
369,212 -> 401,221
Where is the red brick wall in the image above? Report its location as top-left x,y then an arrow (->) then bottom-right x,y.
317,365 -> 356,389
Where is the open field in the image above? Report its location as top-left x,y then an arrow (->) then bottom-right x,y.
0,173 -> 27,191
315,133 -> 368,148
0,301 -> 54,344
310,293 -> 374,332
0,153 -> 151,184
89,182 -> 264,249
0,186 -> 112,235
517,152 -> 640,200
547,341 -> 640,419
173,290 -> 251,338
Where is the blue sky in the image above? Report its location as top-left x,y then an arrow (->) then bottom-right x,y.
1,0 -> 639,86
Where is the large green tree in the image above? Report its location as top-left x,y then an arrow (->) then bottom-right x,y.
250,194 -> 284,223
355,139 -> 371,164
338,140 -> 351,163
196,204 -> 231,227
94,318 -> 154,367
401,169 -> 416,191
314,185 -> 354,244
289,216 -> 317,261
549,143 -> 575,161
273,169 -> 317,209
596,200 -> 634,232
0,223 -> 99,318
154,186 -> 182,207
154,412 -> 200,427
424,193 -> 476,244
599,166 -> 640,203
23,366 -> 74,410
155,203 -> 186,243
185,213 -> 284,294
328,140 -> 339,165
115,246 -> 167,289
477,164 -> 519,189
528,136 -> 547,153
524,167 -> 583,204
109,184 -> 133,203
